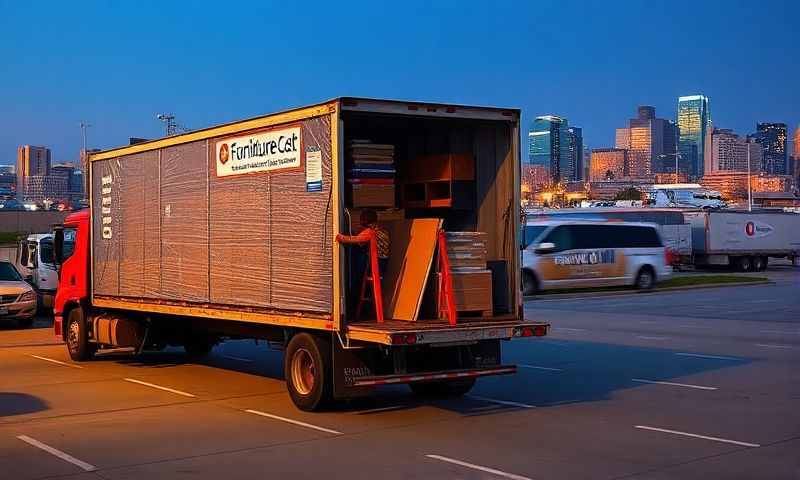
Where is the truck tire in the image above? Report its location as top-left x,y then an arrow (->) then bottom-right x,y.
66,307 -> 95,361
753,256 -> 768,271
410,378 -> 476,398
522,270 -> 537,296
634,266 -> 656,290
735,256 -> 753,272
285,333 -> 332,412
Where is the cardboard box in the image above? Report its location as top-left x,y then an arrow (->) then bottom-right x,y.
438,269 -> 492,314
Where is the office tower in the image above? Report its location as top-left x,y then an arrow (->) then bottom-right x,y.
16,145 -> 52,200
751,123 -> 788,175
566,126 -> 583,181
710,128 -> 762,172
529,115 -> 571,184
583,146 -> 592,182
615,128 -> 630,150
616,106 -> 676,178
590,148 -> 628,182
677,95 -> 711,180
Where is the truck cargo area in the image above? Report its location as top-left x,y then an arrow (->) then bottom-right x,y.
340,104 -> 521,327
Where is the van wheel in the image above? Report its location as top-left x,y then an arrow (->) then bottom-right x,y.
285,333 -> 332,412
735,256 -> 753,272
410,378 -> 476,398
522,270 -> 537,296
66,308 -> 95,361
634,267 -> 656,290
752,256 -> 767,271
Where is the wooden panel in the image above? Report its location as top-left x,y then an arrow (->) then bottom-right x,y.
387,218 -> 442,321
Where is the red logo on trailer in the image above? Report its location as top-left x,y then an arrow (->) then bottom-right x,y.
745,221 -> 755,236
218,143 -> 230,164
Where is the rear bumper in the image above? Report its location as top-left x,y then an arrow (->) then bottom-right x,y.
352,365 -> 517,387
346,320 -> 550,346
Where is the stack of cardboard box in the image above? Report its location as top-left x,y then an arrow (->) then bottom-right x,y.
440,232 -> 493,316
348,140 -> 395,208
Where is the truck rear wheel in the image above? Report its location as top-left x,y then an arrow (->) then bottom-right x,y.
285,333 -> 332,412
66,307 -> 95,361
735,256 -> 753,272
522,270 -> 537,296
753,256 -> 767,271
409,378 -> 476,398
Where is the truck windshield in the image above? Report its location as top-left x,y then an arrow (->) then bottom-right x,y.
0,262 -> 23,281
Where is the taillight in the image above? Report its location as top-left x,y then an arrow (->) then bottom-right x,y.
392,333 -> 418,345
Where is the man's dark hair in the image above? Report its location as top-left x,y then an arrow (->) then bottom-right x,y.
360,209 -> 378,226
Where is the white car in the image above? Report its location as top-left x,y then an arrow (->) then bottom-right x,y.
522,220 -> 673,295
0,261 -> 38,327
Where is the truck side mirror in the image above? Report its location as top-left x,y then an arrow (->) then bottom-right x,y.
54,227 -> 64,266
535,242 -> 556,254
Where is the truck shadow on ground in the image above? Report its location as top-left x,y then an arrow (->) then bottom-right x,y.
0,393 -> 49,417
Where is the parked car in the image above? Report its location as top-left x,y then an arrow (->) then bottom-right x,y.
521,220 -> 672,295
0,261 -> 37,327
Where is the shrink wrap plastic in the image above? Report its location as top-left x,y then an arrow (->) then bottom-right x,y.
92,115 -> 333,314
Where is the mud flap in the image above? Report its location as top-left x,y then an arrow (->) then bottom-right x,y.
332,342 -> 380,399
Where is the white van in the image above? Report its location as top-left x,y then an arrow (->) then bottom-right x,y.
521,220 -> 672,295
18,234 -> 60,309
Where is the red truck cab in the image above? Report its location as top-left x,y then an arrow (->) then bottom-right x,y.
53,209 -> 90,339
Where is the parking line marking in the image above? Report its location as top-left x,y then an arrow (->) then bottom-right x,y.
352,405 -> 405,415
632,378 -> 717,390
426,454 -> 532,480
675,352 -> 741,361
518,364 -> 563,372
466,395 -> 536,409
28,355 -> 84,369
221,354 -> 254,362
244,409 -> 342,435
755,343 -> 793,349
635,425 -> 760,448
637,335 -> 670,340
557,327 -> 587,332
17,435 -> 96,472
123,378 -> 195,398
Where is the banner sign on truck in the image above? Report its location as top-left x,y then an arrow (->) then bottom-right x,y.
215,126 -> 301,177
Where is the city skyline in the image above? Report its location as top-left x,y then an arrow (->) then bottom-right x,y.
1,1 -> 797,165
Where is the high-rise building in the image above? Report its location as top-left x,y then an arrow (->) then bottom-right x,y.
677,95 -> 712,180
529,115 -> 571,184
590,148 -> 628,182
710,128 -> 762,172
750,123 -> 788,175
616,106 -> 676,178
583,146 -> 592,182
566,126 -> 583,181
16,145 -> 51,199
51,163 -> 85,199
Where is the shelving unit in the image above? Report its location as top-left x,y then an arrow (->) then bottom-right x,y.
402,153 -> 475,209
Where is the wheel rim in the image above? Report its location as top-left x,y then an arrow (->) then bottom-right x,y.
67,320 -> 80,353
639,272 -> 653,289
290,348 -> 316,396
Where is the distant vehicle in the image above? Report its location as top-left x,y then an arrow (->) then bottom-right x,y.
651,184 -> 725,209
521,220 -> 672,295
18,233 -> 70,310
0,260 -> 37,328
0,199 -> 25,211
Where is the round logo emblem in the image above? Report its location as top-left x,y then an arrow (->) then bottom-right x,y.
218,143 -> 230,164
745,221 -> 755,236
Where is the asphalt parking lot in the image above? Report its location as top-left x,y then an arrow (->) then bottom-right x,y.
1,266 -> 798,479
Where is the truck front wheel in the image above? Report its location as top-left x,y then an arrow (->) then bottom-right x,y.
66,308 -> 95,361
410,378 -> 476,398
285,333 -> 332,411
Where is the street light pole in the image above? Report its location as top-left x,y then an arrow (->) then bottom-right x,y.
80,121 -> 91,197
747,146 -> 752,212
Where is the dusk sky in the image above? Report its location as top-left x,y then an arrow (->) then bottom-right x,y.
1,0 -> 797,164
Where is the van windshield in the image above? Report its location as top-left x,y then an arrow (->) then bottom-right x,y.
40,238 -> 55,264
523,225 -> 548,248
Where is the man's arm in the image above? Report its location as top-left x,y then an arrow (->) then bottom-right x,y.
336,228 -> 373,245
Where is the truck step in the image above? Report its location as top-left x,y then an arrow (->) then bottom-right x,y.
94,347 -> 137,356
